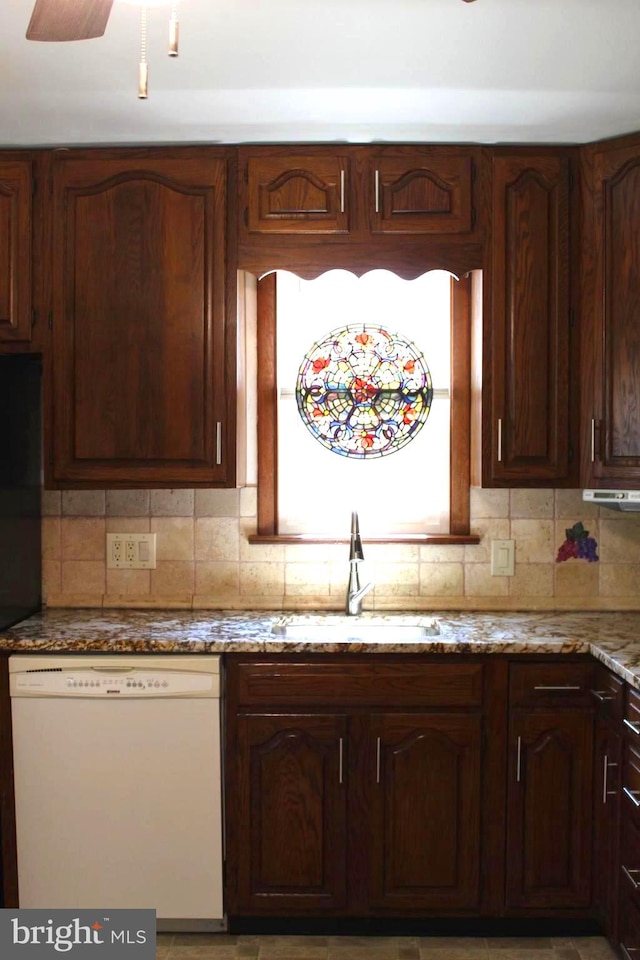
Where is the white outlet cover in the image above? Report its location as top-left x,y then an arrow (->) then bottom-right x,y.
106,533 -> 157,570
490,539 -> 515,577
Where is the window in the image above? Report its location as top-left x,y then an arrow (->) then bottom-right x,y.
253,269 -> 475,544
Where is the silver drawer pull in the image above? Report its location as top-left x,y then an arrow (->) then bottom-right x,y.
215,422 -> 222,465
621,944 -> 640,960
338,737 -> 344,785
497,418 -> 503,462
516,736 -> 522,783
533,685 -> 581,691
623,865 -> 640,890
374,169 -> 380,213
591,689 -> 615,702
340,170 -> 345,214
624,719 -> 640,736
591,418 -> 597,463
624,787 -> 640,807
376,736 -> 381,785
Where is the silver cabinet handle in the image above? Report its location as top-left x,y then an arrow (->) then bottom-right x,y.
215,422 -> 222,465
621,944 -> 640,960
516,736 -> 522,783
338,737 -> 344,785
340,170 -> 345,214
624,786 -> 640,807
497,418 -> 503,462
374,169 -> 380,214
603,755 -> 618,803
624,718 -> 640,736
376,736 -> 381,784
533,685 -> 581,691
591,418 -> 597,462
623,865 -> 640,890
591,689 -> 614,702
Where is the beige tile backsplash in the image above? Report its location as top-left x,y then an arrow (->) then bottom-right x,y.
42,487 -> 640,611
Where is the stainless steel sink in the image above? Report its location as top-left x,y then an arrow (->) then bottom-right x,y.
271,615 -> 441,643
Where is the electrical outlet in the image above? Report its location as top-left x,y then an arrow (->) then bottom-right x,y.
107,533 -> 156,570
490,539 -> 515,576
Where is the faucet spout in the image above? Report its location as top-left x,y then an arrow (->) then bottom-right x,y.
346,511 -> 373,615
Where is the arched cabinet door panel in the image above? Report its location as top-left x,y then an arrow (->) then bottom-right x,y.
0,158 -> 33,344
49,150 -> 235,487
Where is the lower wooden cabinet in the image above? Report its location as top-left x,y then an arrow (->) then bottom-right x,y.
225,657 -> 487,916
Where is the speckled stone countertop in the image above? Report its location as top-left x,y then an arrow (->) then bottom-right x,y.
1,608 -> 640,688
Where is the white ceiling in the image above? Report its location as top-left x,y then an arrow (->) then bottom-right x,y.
3,0 -> 640,147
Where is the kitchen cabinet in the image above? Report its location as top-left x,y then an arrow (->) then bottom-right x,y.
238,145 -> 484,279
225,657 -> 489,916
505,661 -> 595,910
0,156 -> 35,346
592,664 -> 623,939
618,684 -> 640,957
478,150 -> 575,487
48,147 -> 236,488
581,132 -> 640,486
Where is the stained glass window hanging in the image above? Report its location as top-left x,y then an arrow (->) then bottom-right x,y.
295,323 -> 433,459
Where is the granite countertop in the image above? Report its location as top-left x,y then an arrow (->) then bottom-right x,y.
1,607 -> 640,688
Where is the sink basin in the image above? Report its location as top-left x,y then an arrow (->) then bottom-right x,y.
271,615 -> 440,643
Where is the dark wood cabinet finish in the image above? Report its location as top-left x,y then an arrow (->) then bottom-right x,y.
48,148 -> 235,488
369,712 -> 482,911
506,708 -> 594,909
238,145 -> 485,279
225,656 -> 491,917
482,151 -> 574,486
0,158 -> 34,345
582,133 -> 640,486
368,150 -> 474,235
244,154 -> 349,235
234,713 -> 348,913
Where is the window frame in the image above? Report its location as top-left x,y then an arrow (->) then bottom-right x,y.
251,271 -> 478,545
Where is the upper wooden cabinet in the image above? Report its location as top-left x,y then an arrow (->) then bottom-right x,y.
238,145 -> 484,278
476,150 -> 575,487
48,148 -> 236,488
0,157 -> 34,345
581,134 -> 640,486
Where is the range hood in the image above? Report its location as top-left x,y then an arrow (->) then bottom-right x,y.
583,490 -> 640,511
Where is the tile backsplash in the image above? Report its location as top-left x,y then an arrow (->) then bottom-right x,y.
41,487 -> 640,611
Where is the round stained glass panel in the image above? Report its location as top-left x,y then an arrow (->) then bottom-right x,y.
295,324 -> 433,458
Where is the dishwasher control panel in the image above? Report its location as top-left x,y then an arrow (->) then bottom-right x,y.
9,657 -> 220,698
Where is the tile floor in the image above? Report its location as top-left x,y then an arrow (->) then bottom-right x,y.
155,934 -> 618,960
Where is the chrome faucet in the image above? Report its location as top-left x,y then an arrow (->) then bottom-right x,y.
346,511 -> 374,616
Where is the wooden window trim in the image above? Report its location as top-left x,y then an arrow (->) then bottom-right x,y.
251,271 -> 477,545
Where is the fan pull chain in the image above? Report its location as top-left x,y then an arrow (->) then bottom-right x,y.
169,1 -> 180,57
138,4 -> 148,99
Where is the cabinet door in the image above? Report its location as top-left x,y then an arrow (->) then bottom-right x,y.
234,714 -> 348,913
369,150 -> 474,235
243,153 -> 349,235
50,152 -> 233,486
587,142 -> 640,483
369,712 -> 482,910
506,710 -> 593,909
592,718 -> 621,936
0,159 -> 32,344
488,152 -> 572,485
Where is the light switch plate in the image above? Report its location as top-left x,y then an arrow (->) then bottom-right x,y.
107,533 -> 156,569
490,539 -> 515,577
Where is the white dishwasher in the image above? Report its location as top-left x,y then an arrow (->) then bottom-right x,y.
9,655 -> 224,931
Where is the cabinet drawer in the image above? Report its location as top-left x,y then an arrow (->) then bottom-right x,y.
234,660 -> 484,707
509,661 -> 595,708
619,862 -> 640,959
592,662 -> 624,724
620,816 -> 640,908
623,739 -> 640,826
626,685 -> 640,736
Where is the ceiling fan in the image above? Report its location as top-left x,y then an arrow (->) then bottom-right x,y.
26,0 -> 477,43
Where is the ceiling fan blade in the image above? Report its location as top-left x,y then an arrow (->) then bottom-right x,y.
26,0 -> 115,42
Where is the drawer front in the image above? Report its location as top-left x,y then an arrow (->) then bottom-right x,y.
620,815 -> 640,909
626,685 -> 640,735
233,660 -> 484,707
592,662 -> 624,725
623,739 -> 640,827
619,864 -> 640,959
509,661 -> 595,708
